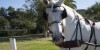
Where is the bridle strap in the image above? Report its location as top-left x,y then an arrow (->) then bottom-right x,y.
71,19 -> 83,42
48,21 -> 60,27
84,22 -> 97,50
47,5 -> 60,8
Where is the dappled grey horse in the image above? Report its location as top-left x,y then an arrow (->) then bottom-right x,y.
42,0 -> 100,50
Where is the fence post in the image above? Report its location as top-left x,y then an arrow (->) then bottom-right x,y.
10,38 -> 17,50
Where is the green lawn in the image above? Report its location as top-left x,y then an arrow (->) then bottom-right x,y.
0,37 -> 59,50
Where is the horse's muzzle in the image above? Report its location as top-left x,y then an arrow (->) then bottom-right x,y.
52,36 -> 65,45
53,39 -> 64,45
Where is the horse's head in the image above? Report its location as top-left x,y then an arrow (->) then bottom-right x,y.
42,0 -> 67,45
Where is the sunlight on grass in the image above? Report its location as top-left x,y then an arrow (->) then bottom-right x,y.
0,38 -> 59,50
29,39 -> 59,50
0,42 -> 10,50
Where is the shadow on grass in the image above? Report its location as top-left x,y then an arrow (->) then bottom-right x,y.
0,34 -> 45,43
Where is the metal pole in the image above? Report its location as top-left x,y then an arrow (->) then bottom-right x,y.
10,38 -> 17,50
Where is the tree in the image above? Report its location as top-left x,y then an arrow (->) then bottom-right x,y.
7,6 -> 16,18
64,0 -> 76,9
24,0 -> 46,33
11,18 -> 36,29
0,17 -> 9,29
0,7 -> 7,16
85,2 -> 100,21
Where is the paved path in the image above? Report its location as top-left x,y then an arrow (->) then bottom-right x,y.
81,45 -> 100,50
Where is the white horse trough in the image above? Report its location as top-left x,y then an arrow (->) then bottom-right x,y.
42,0 -> 100,50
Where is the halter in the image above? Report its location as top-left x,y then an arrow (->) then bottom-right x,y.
47,5 -> 60,8
48,21 -> 60,27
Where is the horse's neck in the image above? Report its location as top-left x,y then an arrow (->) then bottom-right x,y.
62,4 -> 85,41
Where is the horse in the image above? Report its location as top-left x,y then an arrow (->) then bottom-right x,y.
42,0 -> 100,50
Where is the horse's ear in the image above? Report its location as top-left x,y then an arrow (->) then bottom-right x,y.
61,8 -> 67,19
43,10 -> 48,20
57,0 -> 65,5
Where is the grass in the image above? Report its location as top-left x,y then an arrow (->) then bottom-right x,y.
0,37 -> 59,50
0,42 -> 10,50
29,38 -> 59,50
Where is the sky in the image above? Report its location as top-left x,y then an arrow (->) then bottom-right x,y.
0,0 -> 25,9
75,0 -> 100,9
0,0 -> 100,9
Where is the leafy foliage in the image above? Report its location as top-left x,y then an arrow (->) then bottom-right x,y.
64,0 -> 76,9
0,7 -> 7,16
85,2 -> 100,21
0,6 -> 37,36
0,17 -> 9,29
0,0 -> 77,37
24,0 -> 48,33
